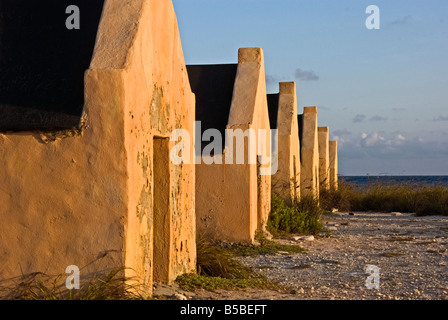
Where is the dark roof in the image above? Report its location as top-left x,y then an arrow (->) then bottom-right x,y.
0,0 -> 105,131
267,93 -> 279,129
187,64 -> 238,149
297,114 -> 303,142
298,114 -> 303,159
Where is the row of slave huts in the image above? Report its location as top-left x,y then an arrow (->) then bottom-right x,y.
0,0 -> 337,297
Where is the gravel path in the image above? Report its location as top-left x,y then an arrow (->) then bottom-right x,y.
238,212 -> 448,300
157,211 -> 448,300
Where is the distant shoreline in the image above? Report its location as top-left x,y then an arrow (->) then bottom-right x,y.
338,175 -> 448,187
340,175 -> 448,177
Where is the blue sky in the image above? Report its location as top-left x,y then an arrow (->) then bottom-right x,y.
172,0 -> 448,176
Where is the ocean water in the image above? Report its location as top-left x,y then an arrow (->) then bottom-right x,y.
340,176 -> 448,188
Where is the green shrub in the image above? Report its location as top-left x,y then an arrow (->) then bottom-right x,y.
267,194 -> 323,236
176,239 -> 279,291
175,273 -> 277,292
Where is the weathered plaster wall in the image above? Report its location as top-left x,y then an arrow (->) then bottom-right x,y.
195,158 -> 253,243
113,0 -> 196,286
229,48 -> 271,239
269,82 -> 300,205
0,69 -> 128,290
300,107 -> 319,199
194,48 -> 271,244
318,127 -> 330,191
329,140 -> 339,191
0,0 -> 196,294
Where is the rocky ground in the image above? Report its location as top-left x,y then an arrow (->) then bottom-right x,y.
155,212 -> 448,300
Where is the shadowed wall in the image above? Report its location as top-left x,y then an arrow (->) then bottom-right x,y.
0,0 -> 105,131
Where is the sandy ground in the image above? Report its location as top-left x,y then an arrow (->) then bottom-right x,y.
155,212 -> 448,300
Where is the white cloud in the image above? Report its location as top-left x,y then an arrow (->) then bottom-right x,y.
338,130 -> 448,175
359,132 -> 410,149
361,132 -> 385,147
385,134 -> 407,147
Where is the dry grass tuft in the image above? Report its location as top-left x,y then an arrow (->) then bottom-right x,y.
320,180 -> 448,216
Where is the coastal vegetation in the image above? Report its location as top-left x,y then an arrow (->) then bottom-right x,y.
267,194 -> 323,236
175,237 -> 303,292
320,180 -> 448,216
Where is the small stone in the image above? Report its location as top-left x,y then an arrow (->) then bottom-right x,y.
331,208 -> 339,213
172,293 -> 187,300
349,212 -> 355,216
327,226 -> 337,231
392,212 -> 403,216
292,235 -> 314,242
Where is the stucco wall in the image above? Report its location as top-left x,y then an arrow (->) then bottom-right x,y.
270,82 -> 301,205
196,158 -> 253,243
300,107 -> 320,199
318,127 -> 330,191
329,140 -> 339,191
0,0 -> 196,295
113,0 -> 196,286
195,48 -> 272,244
0,69 -> 128,289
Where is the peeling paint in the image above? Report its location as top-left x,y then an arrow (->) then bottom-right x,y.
136,184 -> 151,222
150,85 -> 170,134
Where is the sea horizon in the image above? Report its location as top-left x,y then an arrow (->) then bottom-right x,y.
339,175 -> 448,187
340,174 -> 448,177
